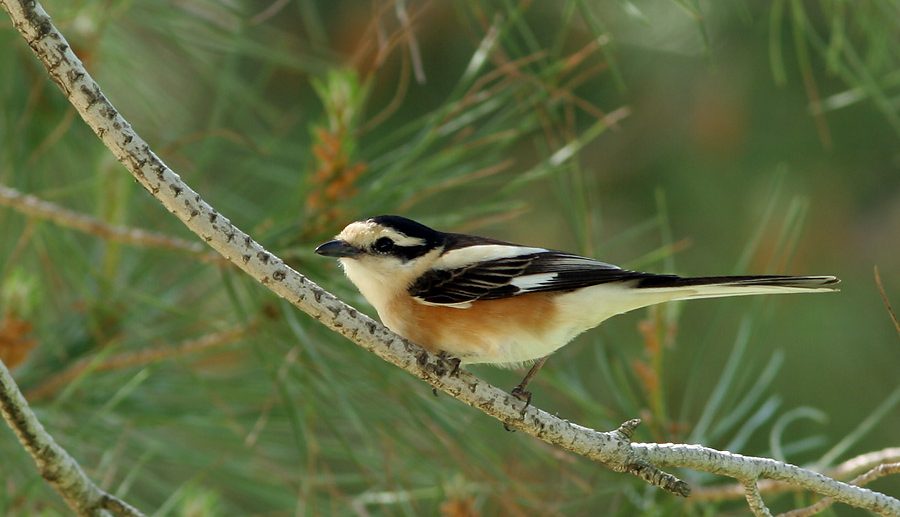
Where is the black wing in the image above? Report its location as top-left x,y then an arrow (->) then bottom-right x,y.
409,250 -> 657,305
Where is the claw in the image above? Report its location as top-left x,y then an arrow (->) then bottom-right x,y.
500,385 -> 533,431
437,351 -> 462,377
510,384 -> 533,409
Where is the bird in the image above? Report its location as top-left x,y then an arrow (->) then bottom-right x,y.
315,215 -> 839,401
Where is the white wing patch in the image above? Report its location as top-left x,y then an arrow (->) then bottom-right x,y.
436,245 -> 547,270
545,254 -> 619,270
409,248 -> 641,305
509,272 -> 558,291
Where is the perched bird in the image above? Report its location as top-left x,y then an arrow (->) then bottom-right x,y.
315,215 -> 838,399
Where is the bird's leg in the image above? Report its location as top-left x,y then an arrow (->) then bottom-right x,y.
511,356 -> 549,409
502,357 -> 550,431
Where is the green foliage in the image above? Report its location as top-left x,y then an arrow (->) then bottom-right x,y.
1,1 -> 897,515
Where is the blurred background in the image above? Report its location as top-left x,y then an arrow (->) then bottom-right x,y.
1,1 -> 898,515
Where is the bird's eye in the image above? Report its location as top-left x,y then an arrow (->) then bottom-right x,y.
373,237 -> 395,253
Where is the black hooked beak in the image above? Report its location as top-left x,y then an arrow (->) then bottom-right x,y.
315,239 -> 362,258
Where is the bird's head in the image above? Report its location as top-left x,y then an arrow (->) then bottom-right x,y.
315,216 -> 447,301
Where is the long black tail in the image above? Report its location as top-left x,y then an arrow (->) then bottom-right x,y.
636,274 -> 840,290
629,274 -> 839,302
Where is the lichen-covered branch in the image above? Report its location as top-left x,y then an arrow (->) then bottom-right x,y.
632,443 -> 898,514
692,447 -> 900,502
780,462 -> 900,517
2,1 -> 899,515
0,360 -> 145,516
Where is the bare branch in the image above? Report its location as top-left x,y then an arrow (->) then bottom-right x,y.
836,448 -> 900,479
692,447 -> 900,502
2,1 -> 899,515
26,323 -> 253,401
0,360 -> 145,516
779,463 -> 900,517
632,443 -> 898,513
743,478 -> 773,517
0,184 -> 223,264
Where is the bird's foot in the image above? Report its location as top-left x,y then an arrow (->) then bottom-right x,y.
510,384 -> 533,409
437,351 -> 462,377
503,384 -> 534,432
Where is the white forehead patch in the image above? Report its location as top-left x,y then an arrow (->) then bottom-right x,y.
336,220 -> 427,248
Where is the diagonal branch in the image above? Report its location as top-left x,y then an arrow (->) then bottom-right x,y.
0,360 -> 145,516
743,478 -> 773,517
2,1 -> 899,515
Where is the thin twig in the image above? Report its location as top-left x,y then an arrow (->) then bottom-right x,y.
874,266 -> 900,337
0,360 -> 145,516
395,0 -> 426,84
836,448 -> 900,479
249,0 -> 290,25
2,2 -> 899,515
743,478 -> 774,517
0,184 -> 223,264
397,158 -> 515,210
358,47 -> 411,135
26,324 -> 253,401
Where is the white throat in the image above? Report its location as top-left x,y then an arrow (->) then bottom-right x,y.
337,247 -> 443,316
339,258 -> 402,314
